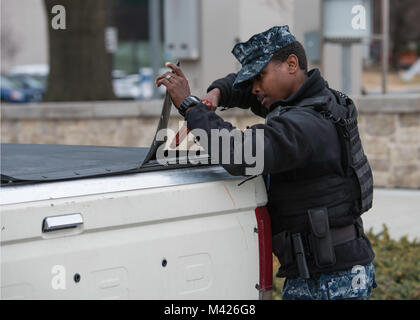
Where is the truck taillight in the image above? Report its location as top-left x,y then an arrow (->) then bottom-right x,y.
255,206 -> 272,300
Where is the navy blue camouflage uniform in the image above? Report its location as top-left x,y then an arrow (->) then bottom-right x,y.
184,26 -> 377,300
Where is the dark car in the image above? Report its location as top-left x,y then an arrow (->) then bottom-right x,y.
1,75 -> 43,103
8,74 -> 45,97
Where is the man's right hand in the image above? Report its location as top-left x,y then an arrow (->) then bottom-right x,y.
201,88 -> 221,111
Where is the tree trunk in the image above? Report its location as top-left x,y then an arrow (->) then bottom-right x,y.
389,0 -> 420,70
44,0 -> 115,101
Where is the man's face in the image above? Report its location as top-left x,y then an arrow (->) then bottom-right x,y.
251,60 -> 294,109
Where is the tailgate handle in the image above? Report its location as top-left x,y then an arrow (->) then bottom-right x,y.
42,213 -> 83,232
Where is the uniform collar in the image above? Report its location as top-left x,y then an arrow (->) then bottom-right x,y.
268,68 -> 328,112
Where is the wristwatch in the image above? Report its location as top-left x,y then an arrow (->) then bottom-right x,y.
178,95 -> 201,117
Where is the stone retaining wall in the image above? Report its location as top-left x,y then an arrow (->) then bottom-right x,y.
355,95 -> 420,188
2,94 -> 419,188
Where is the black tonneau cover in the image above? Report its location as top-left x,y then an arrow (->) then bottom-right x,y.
1,143 -> 209,185
1,70 -> 212,186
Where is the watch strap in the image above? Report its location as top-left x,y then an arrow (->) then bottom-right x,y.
178,95 -> 200,117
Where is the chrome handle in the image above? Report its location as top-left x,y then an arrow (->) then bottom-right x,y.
42,213 -> 83,232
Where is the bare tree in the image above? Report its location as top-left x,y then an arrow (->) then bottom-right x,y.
44,0 -> 115,101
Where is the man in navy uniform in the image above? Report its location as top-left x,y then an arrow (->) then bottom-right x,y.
156,25 -> 377,300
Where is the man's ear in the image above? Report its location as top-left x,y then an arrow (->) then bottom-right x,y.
286,54 -> 299,74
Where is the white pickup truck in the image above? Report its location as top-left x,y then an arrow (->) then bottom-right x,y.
0,143 -> 272,300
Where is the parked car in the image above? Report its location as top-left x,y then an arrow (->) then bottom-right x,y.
8,64 -> 48,88
112,68 -> 169,100
7,74 -> 45,99
0,75 -> 42,103
112,72 -> 142,100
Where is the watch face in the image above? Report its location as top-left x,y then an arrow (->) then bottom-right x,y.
190,96 -> 200,103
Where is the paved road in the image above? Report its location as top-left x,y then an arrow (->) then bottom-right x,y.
362,188 -> 420,241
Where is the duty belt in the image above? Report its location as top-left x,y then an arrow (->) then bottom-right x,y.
330,224 -> 358,246
273,223 -> 361,279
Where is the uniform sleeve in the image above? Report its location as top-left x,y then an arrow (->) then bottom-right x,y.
185,103 -> 316,176
207,73 -> 269,118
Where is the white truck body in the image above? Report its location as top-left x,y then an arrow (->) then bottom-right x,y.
1,165 -> 268,300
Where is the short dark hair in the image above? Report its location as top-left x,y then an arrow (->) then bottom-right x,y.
271,41 -> 308,73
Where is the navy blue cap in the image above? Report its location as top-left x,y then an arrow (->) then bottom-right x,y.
232,25 -> 296,88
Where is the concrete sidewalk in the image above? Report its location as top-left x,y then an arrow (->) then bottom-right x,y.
362,188 -> 420,242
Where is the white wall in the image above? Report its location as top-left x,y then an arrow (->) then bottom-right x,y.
179,0 -> 295,96
0,0 -> 48,72
293,0 -> 321,43
179,0 -> 241,96
238,0 -> 294,43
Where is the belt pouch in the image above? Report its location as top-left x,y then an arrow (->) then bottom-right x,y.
308,208 -> 336,268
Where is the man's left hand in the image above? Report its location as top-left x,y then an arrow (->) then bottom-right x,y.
155,62 -> 191,108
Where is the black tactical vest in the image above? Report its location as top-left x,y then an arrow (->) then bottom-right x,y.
266,88 -> 374,277
266,88 -> 373,234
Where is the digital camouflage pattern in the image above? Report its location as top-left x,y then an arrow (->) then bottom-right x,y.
282,262 -> 378,300
231,25 -> 296,88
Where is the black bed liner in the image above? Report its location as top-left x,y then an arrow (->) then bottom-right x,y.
0,143 -> 210,185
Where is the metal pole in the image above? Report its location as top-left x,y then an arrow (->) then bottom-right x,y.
320,0 -> 325,75
149,0 -> 161,99
342,42 -> 352,95
382,0 -> 389,94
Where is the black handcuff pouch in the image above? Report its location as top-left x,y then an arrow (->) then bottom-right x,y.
308,208 -> 336,268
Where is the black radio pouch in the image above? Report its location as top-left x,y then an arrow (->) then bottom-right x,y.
308,208 -> 336,268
